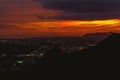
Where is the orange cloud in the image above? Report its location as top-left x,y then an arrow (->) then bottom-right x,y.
0,0 -> 59,23
0,0 -> 120,38
1,19 -> 118,37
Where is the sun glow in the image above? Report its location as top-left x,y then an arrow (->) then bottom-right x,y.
1,19 -> 120,37
68,19 -> 119,25
21,19 -> 120,29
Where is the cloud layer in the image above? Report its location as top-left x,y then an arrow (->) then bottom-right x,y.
0,0 -> 120,38
35,0 -> 120,20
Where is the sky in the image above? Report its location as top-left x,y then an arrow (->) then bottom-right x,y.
0,0 -> 120,38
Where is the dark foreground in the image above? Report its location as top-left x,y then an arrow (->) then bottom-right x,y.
0,33 -> 120,79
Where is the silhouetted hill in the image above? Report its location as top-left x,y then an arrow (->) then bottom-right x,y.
83,33 -> 120,66
83,32 -> 112,44
98,33 -> 120,47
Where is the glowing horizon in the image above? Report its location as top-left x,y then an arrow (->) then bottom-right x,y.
0,19 -> 120,38
0,0 -> 120,38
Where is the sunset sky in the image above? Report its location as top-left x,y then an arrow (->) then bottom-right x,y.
0,0 -> 120,38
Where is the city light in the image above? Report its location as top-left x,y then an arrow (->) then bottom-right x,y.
17,60 -> 23,64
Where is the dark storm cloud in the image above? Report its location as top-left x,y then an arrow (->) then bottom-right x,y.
35,0 -> 120,20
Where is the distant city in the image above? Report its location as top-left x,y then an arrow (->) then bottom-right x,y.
0,32 -> 112,72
